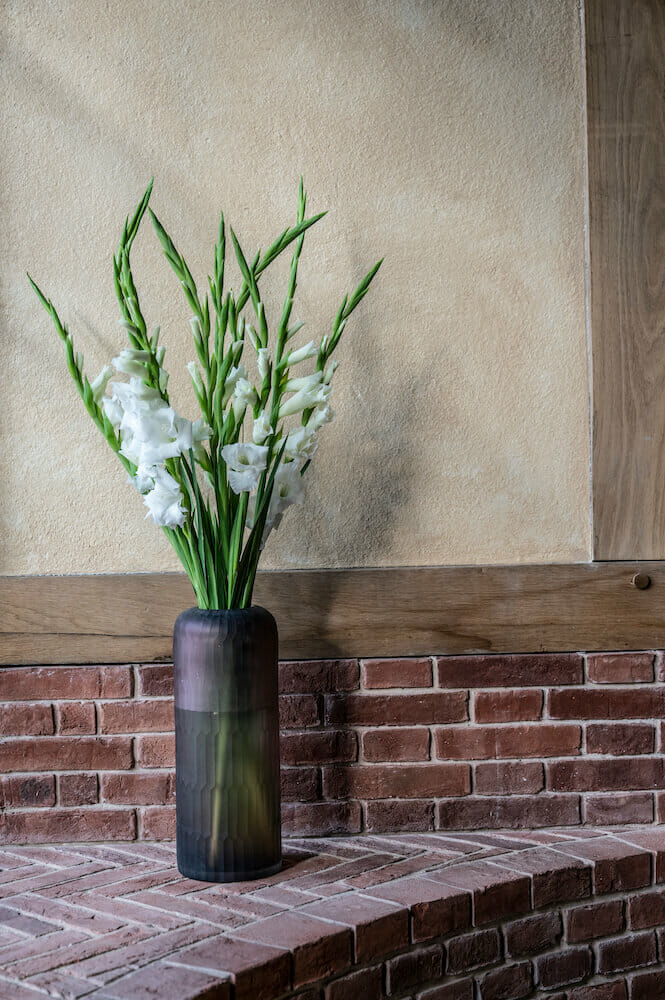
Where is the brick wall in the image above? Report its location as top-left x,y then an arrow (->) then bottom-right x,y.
0,651 -> 663,843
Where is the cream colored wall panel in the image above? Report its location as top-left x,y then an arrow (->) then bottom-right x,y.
1,0 -> 590,573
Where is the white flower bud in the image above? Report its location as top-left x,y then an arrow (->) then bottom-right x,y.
286,340 -> 317,366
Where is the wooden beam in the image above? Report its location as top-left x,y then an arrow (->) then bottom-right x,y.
1,563 -> 664,665
586,0 -> 665,558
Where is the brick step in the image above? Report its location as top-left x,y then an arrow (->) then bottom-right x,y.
0,829 -> 664,998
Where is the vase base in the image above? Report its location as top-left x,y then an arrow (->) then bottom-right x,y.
176,858 -> 282,884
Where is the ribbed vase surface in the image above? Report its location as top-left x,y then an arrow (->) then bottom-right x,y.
173,606 -> 281,882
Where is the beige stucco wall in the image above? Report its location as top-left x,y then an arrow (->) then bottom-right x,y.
1,0 -> 590,575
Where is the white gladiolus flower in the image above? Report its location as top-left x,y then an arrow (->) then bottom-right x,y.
252,411 -> 273,445
323,360 -> 338,384
284,372 -> 322,393
232,377 -> 257,422
222,364 -> 248,406
106,377 -> 209,470
192,419 -> 212,462
257,348 -> 270,381
285,340 -> 317,366
132,464 -> 156,493
142,467 -> 187,528
272,460 -> 306,515
221,442 -> 268,494
111,349 -> 152,378
90,365 -> 114,404
187,361 -> 205,396
246,460 -> 306,546
102,395 -> 123,427
308,403 -> 335,430
279,381 -> 332,418
285,425 -> 318,463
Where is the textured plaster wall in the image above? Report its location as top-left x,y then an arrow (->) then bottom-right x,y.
1,0 -> 590,575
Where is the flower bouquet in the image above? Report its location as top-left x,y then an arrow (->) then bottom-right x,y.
28,179 -> 381,880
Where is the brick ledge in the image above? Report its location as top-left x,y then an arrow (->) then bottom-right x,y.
1,828 -> 665,998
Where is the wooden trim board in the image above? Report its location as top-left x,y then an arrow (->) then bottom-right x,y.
586,0 -> 665,558
1,563 -> 664,665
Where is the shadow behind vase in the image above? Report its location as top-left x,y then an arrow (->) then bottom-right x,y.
173,606 -> 281,882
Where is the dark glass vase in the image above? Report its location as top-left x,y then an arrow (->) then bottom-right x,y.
173,606 -> 282,882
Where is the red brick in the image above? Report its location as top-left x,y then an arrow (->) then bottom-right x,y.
446,927 -> 500,973
504,911 -> 562,956
437,794 -> 580,830
0,775 -> 55,808
135,734 -> 175,768
437,653 -> 582,687
325,964 -> 382,1000
137,663 -> 173,697
553,840 -> 651,893
418,982 -> 474,1000
548,687 -> 665,719
281,730 -> 357,765
167,933 -> 290,1000
548,758 -> 665,793
629,888 -> 665,929
0,665 -> 132,701
99,699 -> 174,734
367,875 -> 471,942
631,970 -> 665,1000
282,801 -> 362,836
0,703 -> 54,735
280,694 -> 320,728
139,806 -> 175,840
568,984 -> 627,1000
536,946 -> 592,988
435,723 -> 581,760
477,962 -> 533,1000
474,689 -> 542,723
54,924 -> 214,980
303,893 -> 408,962
279,659 -> 359,694
386,944 -> 443,995
494,848 -> 591,907
597,931 -> 657,973
325,691 -> 468,726
0,808 -> 136,843
236,910 -> 352,988
323,763 -> 470,799
56,701 -> 96,734
587,652 -> 654,683
566,899 -> 624,942
474,762 -> 544,795
365,799 -> 434,832
586,723 -> 655,755
361,658 -> 432,689
93,959 -> 230,999
58,773 -> 98,807
362,727 -> 430,762
0,736 -> 132,772
100,771 -> 174,805
614,829 -> 665,881
428,862 -> 531,925
281,766 -> 319,802
584,793 -> 653,825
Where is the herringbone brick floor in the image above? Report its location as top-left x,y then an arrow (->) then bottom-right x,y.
0,829 -> 663,999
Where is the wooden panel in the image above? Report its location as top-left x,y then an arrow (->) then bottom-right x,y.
586,0 -> 665,558
1,563 -> 664,665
